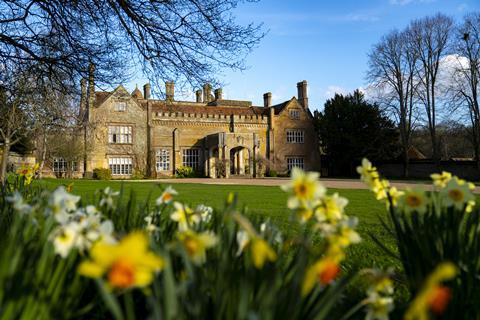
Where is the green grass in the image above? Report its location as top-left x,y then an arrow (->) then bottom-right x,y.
38,179 -> 399,270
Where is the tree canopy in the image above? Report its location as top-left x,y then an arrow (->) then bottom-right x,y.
315,90 -> 399,176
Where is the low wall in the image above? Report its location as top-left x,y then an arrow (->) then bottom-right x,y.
377,160 -> 480,180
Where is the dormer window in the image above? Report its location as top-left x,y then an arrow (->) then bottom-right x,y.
115,101 -> 127,112
289,110 -> 300,120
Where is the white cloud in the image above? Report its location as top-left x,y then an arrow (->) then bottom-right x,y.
389,0 -> 435,5
324,85 -> 348,99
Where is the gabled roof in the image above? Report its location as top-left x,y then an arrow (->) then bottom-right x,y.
94,92 -> 111,108
271,97 -> 298,115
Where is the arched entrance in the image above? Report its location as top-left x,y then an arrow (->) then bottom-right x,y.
229,146 -> 251,176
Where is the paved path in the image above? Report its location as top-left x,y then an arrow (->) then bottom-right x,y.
133,177 -> 459,192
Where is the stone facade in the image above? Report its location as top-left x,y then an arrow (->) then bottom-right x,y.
81,80 -> 320,178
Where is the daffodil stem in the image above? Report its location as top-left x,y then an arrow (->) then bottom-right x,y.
338,300 -> 367,320
124,292 -> 136,320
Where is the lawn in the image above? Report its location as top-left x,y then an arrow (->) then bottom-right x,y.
38,178 -> 399,272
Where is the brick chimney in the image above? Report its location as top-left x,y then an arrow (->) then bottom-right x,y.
165,81 -> 174,101
297,80 -> 308,109
195,89 -> 203,103
263,92 -> 272,107
203,83 -> 212,102
214,88 -> 223,100
143,83 -> 151,99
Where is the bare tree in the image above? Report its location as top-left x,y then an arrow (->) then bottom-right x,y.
367,29 -> 419,177
0,67 -> 33,184
0,0 -> 264,94
409,13 -> 454,164
450,13 -> 480,167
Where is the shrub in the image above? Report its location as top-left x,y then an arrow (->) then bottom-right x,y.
131,168 -> 144,180
266,169 -> 277,177
358,159 -> 478,319
175,165 -> 196,178
93,168 -> 111,180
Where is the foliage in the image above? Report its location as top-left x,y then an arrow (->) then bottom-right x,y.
359,159 -> 478,319
267,170 -> 278,177
0,167 -> 404,320
175,166 -> 197,178
93,168 -> 112,180
315,91 -> 399,176
130,169 -> 144,180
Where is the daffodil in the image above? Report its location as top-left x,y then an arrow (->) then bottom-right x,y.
16,163 -> 38,185
430,172 -> 452,188
6,191 -> 32,214
357,158 -> 380,184
387,186 -> 404,207
177,229 -> 218,265
156,186 -> 177,205
49,186 -> 81,224
302,257 -> 341,296
399,189 -> 428,214
281,168 -> 326,210
441,178 -> 475,211
170,202 -> 200,230
404,262 -> 458,320
315,193 -> 348,224
52,223 -> 80,258
98,187 -> 120,209
251,237 -> 277,269
327,218 -> 361,248
78,232 -> 164,289
236,230 -> 250,256
194,204 -> 213,223
365,273 -> 394,320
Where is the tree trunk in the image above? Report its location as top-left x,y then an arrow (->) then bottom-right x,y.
38,130 -> 48,178
403,148 -> 410,178
0,139 -> 11,185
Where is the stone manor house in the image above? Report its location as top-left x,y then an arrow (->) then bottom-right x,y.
53,78 -> 320,179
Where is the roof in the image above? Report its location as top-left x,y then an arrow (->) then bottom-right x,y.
131,87 -> 143,99
94,92 -> 111,108
147,101 -> 268,116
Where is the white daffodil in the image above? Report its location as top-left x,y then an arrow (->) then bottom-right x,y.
6,192 -> 32,215
49,187 -> 81,224
195,204 -> 213,223
236,230 -> 250,256
98,187 -> 120,208
156,186 -> 178,205
145,215 -> 159,233
52,224 -> 79,258
170,202 -> 200,230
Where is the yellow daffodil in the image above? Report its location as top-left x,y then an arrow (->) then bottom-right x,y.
365,273 -> 395,320
315,193 -> 348,224
387,186 -> 404,208
16,163 -> 38,185
441,179 -> 475,211
295,204 -> 316,223
281,168 -> 326,209
404,262 -> 458,320
251,238 -> 277,269
177,229 -> 218,265
156,186 -> 177,205
171,202 -> 200,230
430,172 -> 452,189
357,158 -> 380,184
399,189 -> 428,214
78,232 -> 164,289
327,221 -> 361,249
302,257 -> 341,296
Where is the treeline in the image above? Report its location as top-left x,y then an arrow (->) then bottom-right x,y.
366,12 -> 480,176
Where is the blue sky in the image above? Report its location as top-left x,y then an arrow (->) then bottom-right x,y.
129,0 -> 480,111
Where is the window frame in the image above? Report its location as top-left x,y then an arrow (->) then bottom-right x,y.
155,149 -> 170,171
286,129 -> 305,144
115,101 -> 127,112
289,109 -> 300,120
286,157 -> 305,170
108,125 -> 133,144
108,157 -> 133,175
182,148 -> 200,170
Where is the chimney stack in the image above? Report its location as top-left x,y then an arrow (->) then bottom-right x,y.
195,89 -> 203,103
143,83 -> 151,99
214,88 -> 223,100
203,83 -> 212,103
165,81 -> 174,101
297,80 -> 308,109
263,92 -> 272,108
87,63 -> 95,112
